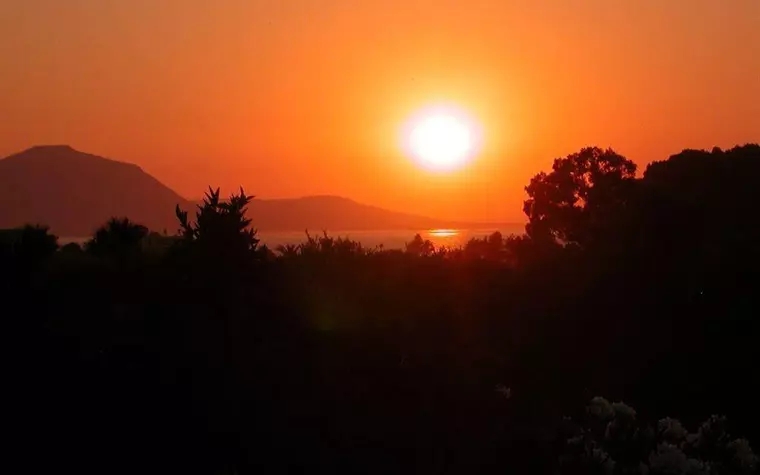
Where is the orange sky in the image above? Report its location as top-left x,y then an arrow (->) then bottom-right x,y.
1,0 -> 758,222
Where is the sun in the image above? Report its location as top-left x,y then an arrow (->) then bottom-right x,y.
402,104 -> 481,172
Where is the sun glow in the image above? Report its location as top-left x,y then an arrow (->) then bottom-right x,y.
402,105 -> 482,172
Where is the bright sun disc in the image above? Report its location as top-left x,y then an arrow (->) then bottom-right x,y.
403,105 -> 481,172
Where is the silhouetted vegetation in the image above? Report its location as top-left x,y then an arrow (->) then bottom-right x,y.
85,217 -> 149,260
4,144 -> 760,474
558,398 -> 757,474
174,187 -> 265,272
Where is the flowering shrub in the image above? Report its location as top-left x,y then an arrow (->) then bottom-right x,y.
559,398 -> 758,474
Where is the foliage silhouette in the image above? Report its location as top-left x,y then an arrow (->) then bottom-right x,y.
462,231 -> 507,261
558,397 -> 757,475
304,230 -> 361,255
85,217 -> 149,259
0,224 -> 58,268
5,143 -> 760,474
60,242 -> 83,254
175,187 -> 262,271
523,147 -> 637,249
405,233 -> 435,256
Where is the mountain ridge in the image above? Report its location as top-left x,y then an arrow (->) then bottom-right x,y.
194,194 -> 506,232
0,145 -> 511,236
0,145 -> 190,236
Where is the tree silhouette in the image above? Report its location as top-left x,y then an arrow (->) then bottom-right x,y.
85,217 -> 148,259
405,233 -> 434,256
175,187 -> 261,268
7,144 -> 760,474
0,224 -> 59,267
523,147 -> 637,249
463,231 -> 505,261
275,243 -> 300,258
641,144 -> 760,251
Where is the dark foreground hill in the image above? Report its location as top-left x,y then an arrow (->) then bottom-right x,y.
0,145 -> 498,236
0,145 -> 191,236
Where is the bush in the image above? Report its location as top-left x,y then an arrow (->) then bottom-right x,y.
559,398 -> 758,475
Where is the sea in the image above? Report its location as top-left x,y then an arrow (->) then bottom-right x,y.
60,225 -> 526,250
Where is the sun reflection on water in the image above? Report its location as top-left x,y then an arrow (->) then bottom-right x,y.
426,229 -> 460,247
428,229 -> 458,237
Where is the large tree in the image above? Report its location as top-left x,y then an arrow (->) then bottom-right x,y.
640,144 -> 760,286
523,147 -> 637,248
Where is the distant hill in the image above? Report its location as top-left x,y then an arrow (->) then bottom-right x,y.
233,195 -> 493,232
0,145 -> 506,236
0,145 -> 191,236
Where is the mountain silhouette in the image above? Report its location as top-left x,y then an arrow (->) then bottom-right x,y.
237,195 -> 487,232
0,145 -> 499,236
0,145 -> 191,236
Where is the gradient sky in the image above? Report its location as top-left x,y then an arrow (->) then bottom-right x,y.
2,0 -> 758,222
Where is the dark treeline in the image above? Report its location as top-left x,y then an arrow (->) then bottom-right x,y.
3,145 -> 760,474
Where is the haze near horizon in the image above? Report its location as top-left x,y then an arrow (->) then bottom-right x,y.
2,0 -> 758,222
